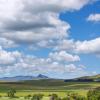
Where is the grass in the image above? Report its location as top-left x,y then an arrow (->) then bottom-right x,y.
0,81 -> 99,91
0,81 -> 99,99
0,89 -> 90,97
0,90 -> 88,100
0,97 -> 50,100
0,89 -> 97,100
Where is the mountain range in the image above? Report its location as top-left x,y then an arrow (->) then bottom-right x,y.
0,74 -> 49,81
0,74 -> 100,82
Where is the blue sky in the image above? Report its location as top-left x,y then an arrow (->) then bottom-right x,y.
60,1 -> 100,41
59,1 -> 100,77
0,0 -> 100,79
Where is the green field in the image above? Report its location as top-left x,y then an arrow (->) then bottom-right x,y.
0,80 -> 99,100
0,79 -> 100,91
0,90 -> 89,100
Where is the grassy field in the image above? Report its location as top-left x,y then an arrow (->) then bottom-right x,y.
0,90 -> 88,100
0,90 -> 88,97
0,97 -> 52,100
0,80 -> 99,99
0,80 -> 100,91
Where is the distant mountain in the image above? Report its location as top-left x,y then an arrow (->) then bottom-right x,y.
37,74 -> 48,79
0,74 -> 49,81
0,74 -> 100,82
65,74 -> 100,82
0,76 -> 35,81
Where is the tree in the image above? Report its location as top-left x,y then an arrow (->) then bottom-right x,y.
7,89 -> 16,98
49,94 -> 59,100
31,94 -> 44,100
24,94 -> 32,99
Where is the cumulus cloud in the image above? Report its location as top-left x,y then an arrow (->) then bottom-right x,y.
0,0 -> 98,77
87,13 -> 100,22
49,51 -> 80,62
65,64 -> 82,73
0,0 -> 94,47
75,37 -> 100,54
0,46 -> 83,77
0,13 -> 70,44
54,37 -> 100,56
0,37 -> 17,48
54,39 -> 75,51
0,46 -> 21,65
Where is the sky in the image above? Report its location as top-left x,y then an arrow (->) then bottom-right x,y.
0,0 -> 100,79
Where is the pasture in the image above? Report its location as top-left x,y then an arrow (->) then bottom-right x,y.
0,81 -> 99,99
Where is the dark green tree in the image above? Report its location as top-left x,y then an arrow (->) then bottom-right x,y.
31,94 -> 44,100
7,89 -> 16,98
49,94 -> 59,100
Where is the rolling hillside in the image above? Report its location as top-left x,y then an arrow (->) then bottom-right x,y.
77,74 -> 100,81
65,74 -> 100,82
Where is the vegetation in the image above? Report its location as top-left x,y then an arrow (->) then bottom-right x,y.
31,94 -> 44,100
0,75 -> 99,100
7,89 -> 16,98
87,87 -> 100,100
49,94 -> 59,100
0,87 -> 99,100
0,80 -> 99,91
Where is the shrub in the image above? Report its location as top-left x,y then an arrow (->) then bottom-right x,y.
31,94 -> 44,100
24,94 -> 32,99
64,93 -> 87,100
87,87 -> 100,100
7,89 -> 16,98
49,94 -> 59,100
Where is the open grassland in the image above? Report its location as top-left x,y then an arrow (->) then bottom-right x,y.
0,80 -> 100,91
0,80 -> 99,99
0,90 -> 88,97
0,90 -> 88,100
0,97 -> 53,100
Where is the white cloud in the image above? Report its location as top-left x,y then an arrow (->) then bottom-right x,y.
0,0 -> 94,47
54,37 -> 100,56
75,37 -> 100,54
49,51 -> 80,62
0,0 -> 98,78
87,13 -> 100,22
0,46 -> 21,65
65,64 -> 81,73
0,46 -> 83,77
0,37 -> 17,48
54,39 -> 75,51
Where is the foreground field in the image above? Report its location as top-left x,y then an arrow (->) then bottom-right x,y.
0,97 -> 54,100
0,90 -> 88,100
0,80 -> 99,99
0,90 -> 88,97
0,88 -> 99,100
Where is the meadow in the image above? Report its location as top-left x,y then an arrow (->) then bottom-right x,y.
0,90 -> 89,100
0,80 -> 99,100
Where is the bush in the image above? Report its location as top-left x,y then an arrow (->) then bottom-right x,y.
87,87 -> 100,100
49,94 -> 59,100
62,93 -> 87,100
7,89 -> 16,98
31,94 -> 44,100
24,94 -> 32,99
